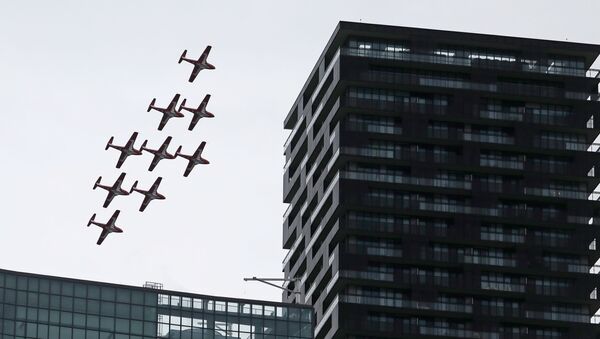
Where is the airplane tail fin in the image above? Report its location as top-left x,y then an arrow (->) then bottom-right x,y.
130,181 -> 138,194
179,50 -> 187,64
175,146 -> 183,156
147,98 -> 156,112
140,140 -> 148,151
93,177 -> 101,190
87,213 -> 96,227
105,137 -> 114,150
179,99 -> 187,111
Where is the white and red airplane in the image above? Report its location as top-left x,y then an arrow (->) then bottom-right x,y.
105,132 -> 147,168
147,94 -> 185,131
141,136 -> 180,171
179,46 -> 215,82
130,177 -> 166,212
176,141 -> 209,177
179,94 -> 214,131
87,210 -> 123,245
93,173 -> 131,208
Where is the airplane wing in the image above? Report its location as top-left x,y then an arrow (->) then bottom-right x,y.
114,173 -> 126,188
97,229 -> 110,245
189,65 -> 202,83
139,196 -> 153,212
188,115 -> 201,131
199,46 -> 212,63
158,115 -> 171,131
103,192 -> 116,208
166,94 -> 180,111
108,210 -> 121,225
150,177 -> 162,191
149,155 -> 161,172
159,136 -> 172,152
116,152 -> 129,169
125,132 -> 138,149
200,94 -> 211,108
193,142 -> 207,158
183,161 -> 196,177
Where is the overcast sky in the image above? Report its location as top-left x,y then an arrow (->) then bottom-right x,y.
1,0 -> 599,302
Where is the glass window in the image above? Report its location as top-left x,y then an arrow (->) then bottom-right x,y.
74,284 -> 87,298
17,276 -> 27,290
215,301 -> 226,312
50,295 -> 60,310
26,322 -> 38,338
288,308 -> 300,321
131,319 -> 143,335
39,293 -> 49,308
73,328 -> 86,339
131,305 -> 144,320
116,318 -> 129,333
116,303 -> 130,318
87,314 -> 100,329
16,291 -> 26,305
27,307 -> 37,321
60,311 -> 73,325
49,325 -> 59,338
227,302 -> 239,313
74,297 -> 86,313
301,309 -> 312,322
27,291 -> 38,307
5,289 -> 16,304
28,277 -> 39,291
193,298 -> 203,309
60,326 -> 72,339
144,292 -> 156,306
50,280 -> 61,294
62,281 -> 74,296
88,285 -> 100,299
74,313 -> 86,327
144,306 -> 156,321
38,324 -> 48,339
116,289 -> 130,303
39,278 -> 49,293
87,299 -> 100,315
131,290 -> 144,305
61,296 -> 74,311
39,309 -> 49,322
86,329 -> 99,339
101,301 -> 115,317
100,316 -> 114,331
6,274 -> 16,288
101,287 -> 115,301
264,306 -> 275,317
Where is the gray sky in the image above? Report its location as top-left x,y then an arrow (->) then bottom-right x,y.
1,0 -> 599,302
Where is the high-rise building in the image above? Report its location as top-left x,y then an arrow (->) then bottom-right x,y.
282,21 -> 600,339
0,268 -> 313,339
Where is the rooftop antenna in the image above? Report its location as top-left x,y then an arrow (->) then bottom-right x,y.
243,277 -> 300,295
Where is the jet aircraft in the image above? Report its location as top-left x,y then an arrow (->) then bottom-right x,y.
105,132 -> 147,168
130,177 -> 166,212
141,136 -> 179,171
176,141 -> 209,177
87,210 -> 123,245
179,94 -> 214,131
93,173 -> 131,208
147,94 -> 184,130
179,46 -> 215,82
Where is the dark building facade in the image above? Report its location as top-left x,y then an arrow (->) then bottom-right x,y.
282,22 -> 600,339
0,268 -> 313,339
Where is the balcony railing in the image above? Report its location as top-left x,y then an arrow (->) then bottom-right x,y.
342,47 -> 600,79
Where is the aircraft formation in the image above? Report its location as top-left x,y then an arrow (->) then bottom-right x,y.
88,46 -> 215,245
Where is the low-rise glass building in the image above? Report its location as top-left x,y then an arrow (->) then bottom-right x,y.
0,268 -> 313,339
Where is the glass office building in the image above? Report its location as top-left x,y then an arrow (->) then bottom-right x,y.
0,268 -> 313,339
282,22 -> 600,338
